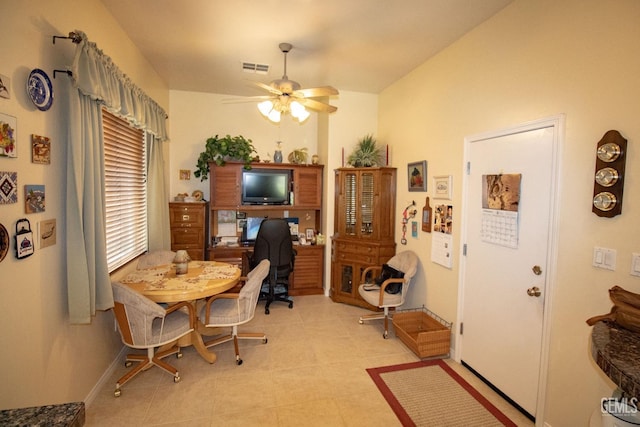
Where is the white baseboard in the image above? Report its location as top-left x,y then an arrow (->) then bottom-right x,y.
84,346 -> 127,408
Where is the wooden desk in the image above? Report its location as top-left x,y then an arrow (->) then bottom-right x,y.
119,261 -> 241,363
208,244 -> 325,295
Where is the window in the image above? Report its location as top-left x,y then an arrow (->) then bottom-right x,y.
103,109 -> 148,271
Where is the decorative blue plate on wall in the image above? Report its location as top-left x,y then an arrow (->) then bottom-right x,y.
27,68 -> 53,111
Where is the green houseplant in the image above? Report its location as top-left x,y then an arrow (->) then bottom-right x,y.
194,134 -> 257,181
287,147 -> 309,164
347,134 -> 383,167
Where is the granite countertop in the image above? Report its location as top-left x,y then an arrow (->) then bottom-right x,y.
0,402 -> 84,426
591,321 -> 640,399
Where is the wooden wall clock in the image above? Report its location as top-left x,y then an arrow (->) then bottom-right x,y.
592,130 -> 627,218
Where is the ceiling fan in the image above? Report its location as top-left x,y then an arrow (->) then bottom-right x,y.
249,43 -> 339,123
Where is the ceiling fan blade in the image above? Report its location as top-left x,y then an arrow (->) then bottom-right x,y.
294,86 -> 339,98
251,81 -> 283,96
298,98 -> 338,113
223,95 -> 274,104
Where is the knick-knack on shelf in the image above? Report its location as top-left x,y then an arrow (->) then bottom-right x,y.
274,141 -> 283,163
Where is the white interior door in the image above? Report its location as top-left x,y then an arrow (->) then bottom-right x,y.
459,119 -> 560,420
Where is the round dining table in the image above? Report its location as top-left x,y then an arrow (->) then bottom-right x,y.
119,260 -> 241,364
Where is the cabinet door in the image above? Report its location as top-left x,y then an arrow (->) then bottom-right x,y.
290,245 -> 324,294
336,170 -> 376,239
336,171 -> 357,237
359,171 -> 376,239
293,167 -> 322,208
210,163 -> 241,208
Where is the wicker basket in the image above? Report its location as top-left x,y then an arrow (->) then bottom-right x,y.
393,307 -> 451,358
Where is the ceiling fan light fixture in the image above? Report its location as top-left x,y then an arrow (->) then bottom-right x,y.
258,100 -> 274,116
290,101 -> 310,122
267,109 -> 281,122
251,42 -> 337,123
296,109 -> 311,123
290,100 -> 305,115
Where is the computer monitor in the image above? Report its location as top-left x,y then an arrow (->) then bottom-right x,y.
242,216 -> 265,243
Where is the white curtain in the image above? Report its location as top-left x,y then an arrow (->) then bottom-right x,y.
147,134 -> 171,251
66,31 -> 169,324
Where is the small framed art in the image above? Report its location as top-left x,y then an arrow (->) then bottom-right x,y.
32,134 -> 51,164
25,185 -> 46,213
0,112 -> 17,158
433,175 -> 452,200
408,161 -> 427,192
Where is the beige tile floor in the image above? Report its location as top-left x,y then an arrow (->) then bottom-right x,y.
86,295 -> 534,426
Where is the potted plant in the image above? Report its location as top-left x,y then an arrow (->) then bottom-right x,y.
347,134 -> 383,167
287,147 -> 309,164
194,134 -> 257,181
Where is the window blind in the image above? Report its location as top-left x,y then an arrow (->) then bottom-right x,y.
102,109 -> 148,271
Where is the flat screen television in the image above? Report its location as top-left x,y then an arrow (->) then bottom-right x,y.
242,169 -> 291,205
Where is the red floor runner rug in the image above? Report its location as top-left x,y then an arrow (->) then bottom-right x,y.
367,360 -> 516,427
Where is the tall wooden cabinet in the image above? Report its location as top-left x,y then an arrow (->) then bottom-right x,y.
331,167 -> 397,308
169,201 -> 209,260
207,161 -> 325,295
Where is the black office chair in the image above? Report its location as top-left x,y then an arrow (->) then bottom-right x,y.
248,218 -> 296,314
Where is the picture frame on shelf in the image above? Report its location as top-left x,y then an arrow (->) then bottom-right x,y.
305,228 -> 315,241
408,160 -> 427,192
433,175 -> 453,200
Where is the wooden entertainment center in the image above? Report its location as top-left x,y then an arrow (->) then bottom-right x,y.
206,161 -> 325,295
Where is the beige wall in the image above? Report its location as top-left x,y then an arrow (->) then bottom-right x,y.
379,0 -> 640,425
0,0 -> 169,408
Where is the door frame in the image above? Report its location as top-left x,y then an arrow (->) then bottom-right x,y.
455,114 -> 564,424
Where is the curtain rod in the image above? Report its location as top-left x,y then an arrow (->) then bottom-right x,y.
52,31 -> 82,45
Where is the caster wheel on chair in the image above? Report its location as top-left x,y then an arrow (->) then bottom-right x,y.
383,331 -> 388,339
114,389 -> 121,398
177,352 -> 183,359
236,358 -> 243,366
263,337 -> 268,344
174,375 -> 181,383
288,302 -> 293,309
265,308 -> 270,315
358,319 -> 364,325
125,361 -> 133,368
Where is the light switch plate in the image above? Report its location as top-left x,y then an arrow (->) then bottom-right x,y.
631,252 -> 640,277
593,246 -> 616,271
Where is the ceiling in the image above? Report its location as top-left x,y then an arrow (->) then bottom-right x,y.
101,0 -> 513,97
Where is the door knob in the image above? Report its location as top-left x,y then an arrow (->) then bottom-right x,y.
527,286 -> 541,297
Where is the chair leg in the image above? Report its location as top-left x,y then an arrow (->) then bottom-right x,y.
359,307 -> 391,339
204,325 -> 268,365
203,333 -> 234,349
115,346 -> 182,397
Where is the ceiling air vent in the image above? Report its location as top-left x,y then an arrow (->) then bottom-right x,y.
242,62 -> 269,74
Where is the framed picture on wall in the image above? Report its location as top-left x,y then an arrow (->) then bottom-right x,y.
408,161 -> 427,192
433,175 -> 453,200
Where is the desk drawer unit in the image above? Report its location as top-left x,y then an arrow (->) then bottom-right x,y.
207,244 -> 325,295
169,202 -> 209,260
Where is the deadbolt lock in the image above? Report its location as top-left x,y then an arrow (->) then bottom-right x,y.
532,265 -> 542,276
